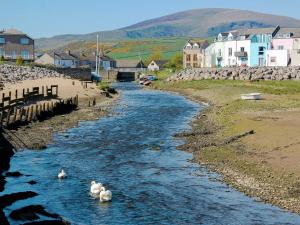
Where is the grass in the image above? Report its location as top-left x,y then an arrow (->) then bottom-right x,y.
98,81 -> 111,91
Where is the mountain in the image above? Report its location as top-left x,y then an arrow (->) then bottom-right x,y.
36,8 -> 300,50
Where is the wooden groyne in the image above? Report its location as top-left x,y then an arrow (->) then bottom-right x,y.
0,85 -> 78,129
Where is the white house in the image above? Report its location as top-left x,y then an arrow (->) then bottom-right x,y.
35,50 -> 79,68
148,60 -> 168,71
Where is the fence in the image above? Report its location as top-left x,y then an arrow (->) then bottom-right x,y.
0,85 -> 78,129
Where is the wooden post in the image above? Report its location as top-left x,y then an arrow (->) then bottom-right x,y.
6,108 -> 11,126
12,107 -> 17,124
23,89 -> 25,97
0,112 -> 3,128
42,86 -> 44,96
93,98 -> 96,106
2,93 -> 4,103
15,90 -> 18,99
25,108 -> 29,121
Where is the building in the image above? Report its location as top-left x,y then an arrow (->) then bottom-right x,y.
291,38 -> 300,66
115,60 -> 146,69
148,60 -> 168,71
0,29 -> 34,61
265,28 -> 300,67
203,26 -> 300,68
183,41 -> 209,69
35,50 -> 79,68
99,55 -> 116,71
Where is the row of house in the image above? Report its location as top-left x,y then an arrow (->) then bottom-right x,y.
183,26 -> 300,68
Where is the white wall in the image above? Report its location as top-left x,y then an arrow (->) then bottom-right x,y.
266,50 -> 289,67
54,59 -> 77,68
236,40 -> 251,66
148,61 -> 159,71
224,41 -> 238,66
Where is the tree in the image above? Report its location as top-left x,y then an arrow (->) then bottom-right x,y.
167,53 -> 183,72
16,56 -> 24,66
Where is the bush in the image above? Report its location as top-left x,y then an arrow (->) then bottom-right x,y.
0,55 -> 5,63
16,56 -> 24,66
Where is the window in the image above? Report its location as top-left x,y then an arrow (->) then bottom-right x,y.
193,54 -> 197,61
228,48 -> 232,57
20,38 -> 29,45
186,63 -> 191,67
186,54 -> 191,61
193,63 -> 198,68
21,50 -> 29,59
259,46 -> 264,55
0,37 -> 5,44
240,47 -> 245,52
278,45 -> 284,50
270,57 -> 277,63
218,49 -> 222,57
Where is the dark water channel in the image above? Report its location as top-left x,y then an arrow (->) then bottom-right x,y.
2,83 -> 300,225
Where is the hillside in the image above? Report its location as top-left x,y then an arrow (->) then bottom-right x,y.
57,37 -> 191,61
36,8 -> 300,50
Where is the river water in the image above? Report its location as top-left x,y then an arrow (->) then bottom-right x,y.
3,83 -> 300,225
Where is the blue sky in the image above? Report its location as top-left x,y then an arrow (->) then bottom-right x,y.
1,0 -> 300,38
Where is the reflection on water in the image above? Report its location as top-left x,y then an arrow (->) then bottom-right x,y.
4,83 -> 300,225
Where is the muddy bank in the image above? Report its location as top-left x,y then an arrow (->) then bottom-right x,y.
150,81 -> 300,215
176,98 -> 300,215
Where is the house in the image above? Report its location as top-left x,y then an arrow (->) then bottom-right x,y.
115,60 -> 146,69
183,41 -> 209,69
74,52 -> 116,70
148,60 -> 168,71
35,50 -> 79,68
99,55 -> 116,71
0,29 -> 34,61
291,38 -> 300,66
265,28 -> 300,67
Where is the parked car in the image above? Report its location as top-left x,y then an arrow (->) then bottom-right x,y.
146,75 -> 157,81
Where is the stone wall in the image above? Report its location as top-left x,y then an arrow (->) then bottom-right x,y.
167,67 -> 300,82
0,64 -> 68,89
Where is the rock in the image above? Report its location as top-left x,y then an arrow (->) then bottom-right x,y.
167,67 -> 300,82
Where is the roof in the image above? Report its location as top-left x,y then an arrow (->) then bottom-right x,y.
150,60 -> 168,68
0,29 -> 25,35
48,51 -> 79,60
116,60 -> 145,68
186,40 -> 209,49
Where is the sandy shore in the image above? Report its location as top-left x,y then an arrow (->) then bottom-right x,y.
1,77 -> 119,150
152,79 -> 300,214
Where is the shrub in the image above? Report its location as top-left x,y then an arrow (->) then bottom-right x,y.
16,56 -> 24,66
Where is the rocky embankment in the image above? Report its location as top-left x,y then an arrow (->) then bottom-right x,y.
0,64 -> 69,88
168,67 -> 300,81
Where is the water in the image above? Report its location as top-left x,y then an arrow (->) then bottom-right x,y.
3,83 -> 300,225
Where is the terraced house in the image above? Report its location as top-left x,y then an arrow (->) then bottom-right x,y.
0,29 -> 34,61
203,26 -> 300,68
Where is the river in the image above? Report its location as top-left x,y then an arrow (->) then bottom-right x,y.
3,83 -> 300,224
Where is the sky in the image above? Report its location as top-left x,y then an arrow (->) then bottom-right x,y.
1,0 -> 300,38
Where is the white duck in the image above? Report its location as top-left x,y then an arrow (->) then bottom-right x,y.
58,170 -> 66,179
99,187 -> 112,202
90,181 -> 103,195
